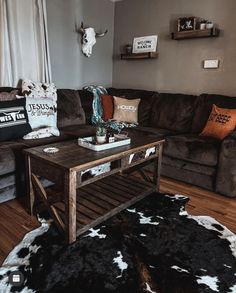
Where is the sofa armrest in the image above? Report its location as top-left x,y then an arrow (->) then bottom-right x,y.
216,131 -> 236,197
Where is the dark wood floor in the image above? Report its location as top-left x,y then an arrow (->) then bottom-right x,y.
0,176 -> 235,265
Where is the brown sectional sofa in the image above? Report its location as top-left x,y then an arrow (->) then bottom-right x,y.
0,87 -> 235,204
107,88 -> 236,198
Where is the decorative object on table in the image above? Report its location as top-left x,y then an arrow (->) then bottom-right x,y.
124,44 -> 132,54
132,35 -> 158,54
78,136 -> 131,151
96,126 -> 107,144
206,20 -> 214,29
1,193 -> 236,293
114,131 -> 128,139
43,147 -> 59,154
200,104 -> 236,140
199,19 -> 207,30
76,22 -> 108,57
0,98 -> 31,141
107,132 -> 115,143
113,96 -> 141,123
178,17 -> 196,31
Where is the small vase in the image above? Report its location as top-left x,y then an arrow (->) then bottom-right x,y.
206,23 -> 213,29
96,135 -> 106,144
200,23 -> 206,30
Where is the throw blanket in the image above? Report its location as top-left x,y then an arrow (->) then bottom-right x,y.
84,85 -> 137,132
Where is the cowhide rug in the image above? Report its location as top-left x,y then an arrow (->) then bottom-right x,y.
0,193 -> 236,293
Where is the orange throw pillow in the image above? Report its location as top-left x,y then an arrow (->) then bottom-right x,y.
200,104 -> 236,140
100,94 -> 114,121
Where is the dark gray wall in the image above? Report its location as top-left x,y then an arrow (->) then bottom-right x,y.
113,0 -> 236,96
47,0 -> 114,89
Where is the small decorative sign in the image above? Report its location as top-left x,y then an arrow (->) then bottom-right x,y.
178,17 -> 196,32
132,35 -> 158,54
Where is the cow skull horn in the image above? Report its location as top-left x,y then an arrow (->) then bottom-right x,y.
77,21 -> 85,34
96,29 -> 108,38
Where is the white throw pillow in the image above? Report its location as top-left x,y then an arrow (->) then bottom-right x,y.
25,96 -> 58,130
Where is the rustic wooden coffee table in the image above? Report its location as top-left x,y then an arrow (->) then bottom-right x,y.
24,134 -> 164,244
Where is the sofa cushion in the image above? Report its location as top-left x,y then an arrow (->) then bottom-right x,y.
100,94 -> 114,121
161,163 -> 215,191
127,126 -> 179,139
0,99 -> 32,142
0,87 -> 19,93
192,94 -> 236,133
0,185 -> 16,203
200,104 -> 236,140
0,89 -> 18,101
0,142 -> 26,176
0,173 -> 15,189
150,93 -> 198,132
163,134 -> 220,166
163,156 -> 216,176
107,88 -> 157,126
60,124 -> 96,138
57,89 -> 86,128
78,90 -> 94,124
113,96 -> 140,123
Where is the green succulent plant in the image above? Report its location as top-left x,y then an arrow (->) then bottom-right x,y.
96,127 -> 107,136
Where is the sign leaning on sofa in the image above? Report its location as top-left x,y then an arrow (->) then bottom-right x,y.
132,35 -> 158,54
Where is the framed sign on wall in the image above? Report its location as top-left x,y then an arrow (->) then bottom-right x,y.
178,17 -> 196,32
132,35 -> 158,54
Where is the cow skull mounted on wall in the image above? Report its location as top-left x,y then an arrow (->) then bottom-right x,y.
77,22 -> 108,57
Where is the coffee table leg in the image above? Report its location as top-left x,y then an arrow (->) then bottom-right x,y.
64,170 -> 77,244
25,155 -> 34,215
153,144 -> 163,192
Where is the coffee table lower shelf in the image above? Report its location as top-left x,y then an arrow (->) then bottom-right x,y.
50,174 -> 156,238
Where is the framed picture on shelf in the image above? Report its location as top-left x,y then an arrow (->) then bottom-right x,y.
178,17 -> 196,32
132,35 -> 158,54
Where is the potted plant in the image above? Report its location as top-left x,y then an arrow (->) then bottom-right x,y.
206,20 -> 214,29
96,127 -> 107,144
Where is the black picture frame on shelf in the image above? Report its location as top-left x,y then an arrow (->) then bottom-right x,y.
178,17 -> 196,32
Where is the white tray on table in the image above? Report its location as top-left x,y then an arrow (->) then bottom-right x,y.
78,136 -> 131,151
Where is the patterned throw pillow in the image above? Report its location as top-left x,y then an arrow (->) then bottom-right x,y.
0,90 -> 18,101
100,94 -> 114,121
200,104 -> 236,140
22,79 -> 57,100
0,99 -> 31,141
113,96 -> 140,123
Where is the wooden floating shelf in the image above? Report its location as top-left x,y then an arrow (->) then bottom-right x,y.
121,52 -> 158,60
172,28 -> 220,40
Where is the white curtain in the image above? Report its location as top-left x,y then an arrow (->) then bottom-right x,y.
0,0 -> 52,87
